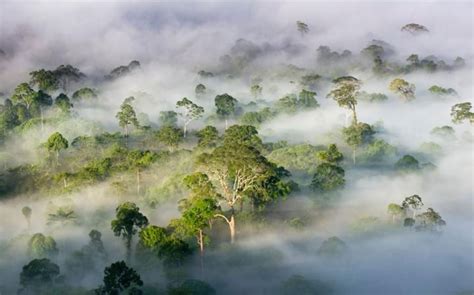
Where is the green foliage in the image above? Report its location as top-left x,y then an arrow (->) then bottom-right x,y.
195,84 -> 206,98
157,126 -> 183,150
240,107 -> 276,127
357,91 -> 388,103
395,155 -> 420,171
275,90 -> 318,114
55,93 -> 73,114
47,207 -> 78,226
327,77 -> 360,123
20,258 -> 60,292
11,83 -> 38,109
159,111 -> 178,127
268,144 -> 319,174
138,225 -> 191,266
176,97 -> 205,136
317,144 -> 343,164
215,93 -> 238,120
72,87 -> 98,101
116,98 -> 139,135
416,208 -> 446,232
96,261 -> 143,295
111,202 -> 149,261
451,102 -> 473,124
431,125 -> 455,140
358,139 -> 397,164
389,78 -> 415,101
428,85 -> 457,97
29,69 -> 59,92
28,233 -> 59,258
196,125 -> 219,148
222,124 -> 263,149
311,163 -> 345,192
296,21 -> 309,35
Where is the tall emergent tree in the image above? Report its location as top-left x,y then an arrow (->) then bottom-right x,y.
197,125 -> 289,243
215,93 -> 238,128
172,173 -> 220,258
327,76 -> 361,125
389,78 -> 416,101
116,97 -> 139,136
28,233 -> 59,258
342,122 -> 375,164
111,202 -> 149,262
176,97 -> 204,137
11,83 -> 38,110
46,132 -> 69,165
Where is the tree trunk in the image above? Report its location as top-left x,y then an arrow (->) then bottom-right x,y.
40,107 -> 44,133
136,168 -> 141,195
56,150 -> 60,166
125,236 -> 132,264
198,229 -> 204,273
352,108 -> 358,125
229,213 -> 235,244
225,119 -> 228,129
63,177 -> 67,188
183,122 -> 188,138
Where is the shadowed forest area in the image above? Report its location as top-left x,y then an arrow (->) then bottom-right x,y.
0,1 -> 473,294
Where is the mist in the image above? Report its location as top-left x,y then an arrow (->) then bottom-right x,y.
0,1 -> 473,294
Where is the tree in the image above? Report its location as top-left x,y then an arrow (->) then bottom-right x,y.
138,225 -> 191,267
327,76 -> 361,124
311,163 -> 345,192
296,21 -> 309,36
451,102 -> 473,124
215,93 -> 238,128
95,261 -> 143,295
276,94 -> 299,114
19,258 -> 60,293
46,132 -> 69,165
126,150 -> 158,195
29,69 -> 59,92
317,236 -> 347,256
389,78 -> 415,101
395,155 -> 420,171
111,202 -> 149,262
47,207 -> 78,226
11,83 -> 38,109
196,125 -> 219,148
22,206 -> 32,230
402,194 -> 424,218
159,110 -> 178,127
116,97 -> 139,136
53,64 -> 86,91
342,122 -> 375,164
401,23 -> 429,34
176,97 -> 205,137
195,83 -> 206,98
54,93 -> 73,114
197,129 -> 286,243
157,126 -> 183,151
428,85 -> 457,97
250,84 -> 263,99
298,89 -> 319,109
28,233 -> 59,258
72,87 -> 98,101
387,203 -> 404,223
316,144 -> 343,164
172,173 -> 220,259
416,208 -> 446,232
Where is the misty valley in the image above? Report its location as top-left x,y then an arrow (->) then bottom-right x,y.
0,2 -> 473,295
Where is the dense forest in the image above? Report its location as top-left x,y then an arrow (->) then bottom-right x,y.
0,2 -> 473,295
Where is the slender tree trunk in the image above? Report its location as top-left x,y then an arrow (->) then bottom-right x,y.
229,213 -> 235,244
183,122 -> 188,138
56,150 -> 59,166
352,108 -> 358,125
63,177 -> 67,188
40,107 -> 44,133
125,236 -> 132,263
198,229 -> 204,273
136,168 -> 141,195
352,147 -> 356,164
225,119 -> 228,129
